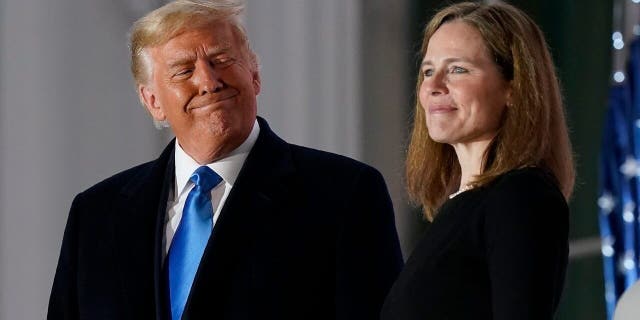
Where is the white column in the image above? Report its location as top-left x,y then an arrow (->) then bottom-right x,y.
245,0 -> 362,159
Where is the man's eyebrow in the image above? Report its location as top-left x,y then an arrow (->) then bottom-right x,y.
166,44 -> 233,69
205,43 -> 231,56
167,54 -> 197,69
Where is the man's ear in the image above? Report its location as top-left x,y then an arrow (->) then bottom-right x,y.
138,84 -> 166,121
252,70 -> 261,95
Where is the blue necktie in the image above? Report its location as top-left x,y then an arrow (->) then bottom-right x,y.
168,166 -> 222,320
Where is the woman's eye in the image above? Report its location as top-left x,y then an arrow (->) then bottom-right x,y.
451,66 -> 467,73
423,69 -> 433,77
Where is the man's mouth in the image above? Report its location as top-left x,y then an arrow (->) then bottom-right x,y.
188,90 -> 239,110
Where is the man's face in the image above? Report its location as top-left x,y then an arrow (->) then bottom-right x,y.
139,21 -> 260,164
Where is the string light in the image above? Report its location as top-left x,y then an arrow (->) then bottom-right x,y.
613,31 -> 625,50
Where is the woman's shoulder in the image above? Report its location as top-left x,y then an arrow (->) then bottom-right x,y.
488,167 -> 565,202
481,166 -> 569,255
481,166 -> 569,224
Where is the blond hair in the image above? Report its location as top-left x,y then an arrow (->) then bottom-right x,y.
406,2 -> 574,220
129,0 -> 255,86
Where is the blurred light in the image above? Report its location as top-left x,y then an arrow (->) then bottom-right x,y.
602,236 -> 616,257
613,31 -> 623,41
602,245 -> 615,257
624,257 -> 636,270
605,282 -> 616,302
623,210 -> 635,223
635,25 -> 640,36
633,0 -> 640,4
614,71 -> 626,83
624,202 -> 636,217
619,156 -> 638,177
599,192 -> 616,213
613,32 -> 625,50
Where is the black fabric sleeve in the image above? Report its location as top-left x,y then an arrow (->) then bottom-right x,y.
48,194 -> 82,320
335,166 -> 404,320
484,172 -> 569,320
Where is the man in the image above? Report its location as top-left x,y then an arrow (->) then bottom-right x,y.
47,1 -> 403,319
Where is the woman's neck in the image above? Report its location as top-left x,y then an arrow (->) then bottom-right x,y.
452,139 -> 492,189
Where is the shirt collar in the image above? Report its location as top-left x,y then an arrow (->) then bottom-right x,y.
173,119 -> 260,199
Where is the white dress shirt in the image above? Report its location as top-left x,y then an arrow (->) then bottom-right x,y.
164,120 -> 260,255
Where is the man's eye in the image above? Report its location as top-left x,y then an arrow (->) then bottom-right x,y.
174,69 -> 192,77
213,57 -> 233,66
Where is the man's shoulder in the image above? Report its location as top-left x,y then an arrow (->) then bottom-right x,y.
77,140 -> 174,201
287,143 -> 380,178
78,160 -> 158,199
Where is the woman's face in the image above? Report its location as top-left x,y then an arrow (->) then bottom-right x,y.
420,21 -> 510,147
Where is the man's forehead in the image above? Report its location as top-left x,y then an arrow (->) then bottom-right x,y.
150,28 -> 235,59
165,44 -> 232,65
167,25 -> 233,46
164,41 -> 233,57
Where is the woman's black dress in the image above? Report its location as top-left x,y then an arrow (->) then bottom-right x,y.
381,167 -> 569,320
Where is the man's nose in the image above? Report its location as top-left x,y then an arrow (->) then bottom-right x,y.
195,61 -> 222,95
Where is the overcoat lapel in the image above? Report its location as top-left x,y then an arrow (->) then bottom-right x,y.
183,118 -> 296,318
106,119 -> 294,319
110,141 -> 175,320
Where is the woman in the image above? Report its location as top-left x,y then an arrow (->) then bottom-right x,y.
381,2 -> 574,320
